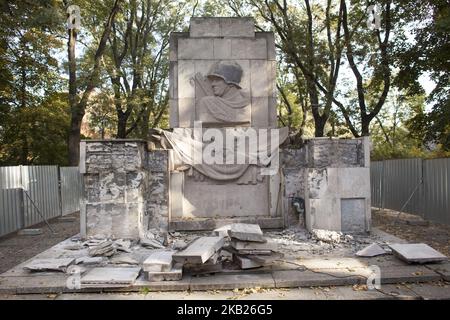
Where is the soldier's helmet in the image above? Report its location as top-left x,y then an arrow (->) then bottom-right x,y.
207,61 -> 243,89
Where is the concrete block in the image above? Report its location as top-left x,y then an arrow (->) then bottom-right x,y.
234,255 -> 264,269
251,97 -> 269,127
228,223 -> 265,242
178,38 -> 214,60
231,38 -> 267,59
172,236 -> 225,264
220,17 -> 254,37
169,32 -> 188,61
170,172 -> 184,219
250,60 -> 270,96
269,96 -> 278,127
178,60 -> 195,98
169,99 -> 179,128
169,61 -> 178,99
143,251 -> 175,272
147,263 -> 183,282
178,98 -> 195,127
257,32 -> 276,60
189,17 -> 221,37
213,39 -> 232,59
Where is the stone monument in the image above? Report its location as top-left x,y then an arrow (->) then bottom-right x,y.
79,17 -> 371,240
165,17 -> 286,230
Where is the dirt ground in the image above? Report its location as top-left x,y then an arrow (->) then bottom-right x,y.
0,212 -> 80,274
372,208 -> 450,257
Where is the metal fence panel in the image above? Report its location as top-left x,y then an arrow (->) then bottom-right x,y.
383,158 -> 423,216
371,158 -> 450,225
370,161 -> 383,208
0,167 -> 23,236
21,166 -> 61,227
423,158 -> 450,225
60,167 -> 82,216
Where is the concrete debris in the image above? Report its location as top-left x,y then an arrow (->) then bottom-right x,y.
114,239 -> 133,252
110,255 -> 139,265
230,239 -> 277,252
389,243 -> 448,264
311,229 -> 342,244
228,223 -> 265,243
213,225 -> 232,238
356,243 -> 387,257
18,229 -> 43,236
172,240 -> 188,251
81,267 -> 141,285
234,255 -> 264,269
75,256 -> 105,266
88,241 -> 116,257
23,258 -> 75,272
140,238 -> 165,249
173,236 -> 225,264
63,244 -> 85,251
143,251 -> 175,272
147,263 -> 183,282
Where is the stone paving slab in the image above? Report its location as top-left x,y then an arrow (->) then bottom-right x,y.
425,262 -> 450,281
190,273 -> 276,290
273,269 -> 364,288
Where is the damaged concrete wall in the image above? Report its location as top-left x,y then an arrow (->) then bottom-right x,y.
80,140 -> 149,240
146,150 -> 170,234
282,137 -> 370,233
303,137 -> 371,233
281,148 -> 308,227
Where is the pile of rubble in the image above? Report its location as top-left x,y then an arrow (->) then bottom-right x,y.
141,223 -> 284,282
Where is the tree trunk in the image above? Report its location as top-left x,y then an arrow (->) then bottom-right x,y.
117,112 -> 127,138
66,0 -> 123,165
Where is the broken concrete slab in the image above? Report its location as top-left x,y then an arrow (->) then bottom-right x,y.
75,256 -> 105,266
140,238 -> 165,249
143,251 -> 174,272
81,267 -> 141,285
213,225 -> 232,238
356,243 -> 387,257
228,223 -> 265,242
234,255 -> 264,269
172,240 -> 187,250
63,244 -> 85,251
173,236 -> 225,264
18,229 -> 43,236
389,243 -> 448,264
147,263 -> 183,282
245,252 -> 284,264
88,241 -> 116,257
110,255 -> 139,265
23,258 -> 75,273
230,239 -> 276,251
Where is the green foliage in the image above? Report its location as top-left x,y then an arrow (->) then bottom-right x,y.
0,92 -> 70,165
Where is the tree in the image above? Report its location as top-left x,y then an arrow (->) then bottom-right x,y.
0,0 -> 66,164
65,0 -> 123,166
394,0 -> 450,151
104,0 -> 188,139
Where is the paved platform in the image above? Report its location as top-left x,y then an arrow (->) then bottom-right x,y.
0,243 -> 447,294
